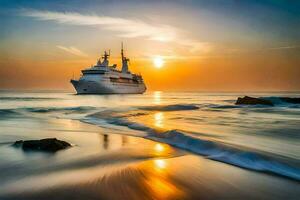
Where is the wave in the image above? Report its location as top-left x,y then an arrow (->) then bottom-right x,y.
203,97 -> 300,111
148,130 -> 300,181
0,109 -> 18,115
201,97 -> 300,111
85,112 -> 300,181
209,105 -> 240,109
138,104 -> 199,111
25,106 -> 97,113
262,97 -> 286,105
0,109 -> 21,118
0,106 -> 98,119
0,97 -> 59,101
262,97 -> 300,106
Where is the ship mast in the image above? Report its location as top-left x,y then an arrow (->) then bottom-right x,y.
121,42 -> 129,73
121,42 -> 124,60
101,50 -> 109,67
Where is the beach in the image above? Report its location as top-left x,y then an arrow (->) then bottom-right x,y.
1,0 -> 300,199
0,91 -> 299,199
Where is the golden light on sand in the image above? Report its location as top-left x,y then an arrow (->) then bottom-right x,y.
144,170 -> 183,199
154,159 -> 166,169
153,56 -> 164,68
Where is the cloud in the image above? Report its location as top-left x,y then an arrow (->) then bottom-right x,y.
56,46 -> 88,57
268,46 -> 300,50
20,9 -> 211,54
224,45 -> 300,55
21,9 -> 177,41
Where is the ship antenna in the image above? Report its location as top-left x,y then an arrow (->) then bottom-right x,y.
121,42 -> 124,60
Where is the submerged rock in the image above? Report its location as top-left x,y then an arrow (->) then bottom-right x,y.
235,96 -> 274,106
13,138 -> 71,152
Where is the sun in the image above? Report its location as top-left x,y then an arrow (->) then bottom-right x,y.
153,56 -> 164,68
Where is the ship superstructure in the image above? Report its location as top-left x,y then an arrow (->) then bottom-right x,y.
70,44 -> 146,94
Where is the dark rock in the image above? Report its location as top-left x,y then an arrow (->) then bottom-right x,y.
279,97 -> 300,104
13,140 -> 23,147
13,138 -> 71,152
235,96 -> 274,106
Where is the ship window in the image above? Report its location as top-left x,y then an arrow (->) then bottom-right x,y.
82,70 -> 105,75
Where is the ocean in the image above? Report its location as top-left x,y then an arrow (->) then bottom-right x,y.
0,91 -> 299,199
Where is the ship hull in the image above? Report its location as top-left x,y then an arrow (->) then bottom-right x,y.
71,79 -> 146,94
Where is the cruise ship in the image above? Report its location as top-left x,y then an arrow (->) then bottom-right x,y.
70,44 -> 146,94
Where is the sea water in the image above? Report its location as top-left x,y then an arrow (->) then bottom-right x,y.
0,91 -> 299,181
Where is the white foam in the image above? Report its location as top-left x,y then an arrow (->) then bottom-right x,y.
85,114 -> 300,181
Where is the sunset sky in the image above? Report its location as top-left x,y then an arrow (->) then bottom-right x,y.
0,0 -> 299,91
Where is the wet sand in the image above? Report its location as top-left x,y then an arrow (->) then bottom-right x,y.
0,118 -> 299,200
1,154 -> 300,200
1,142 -> 299,199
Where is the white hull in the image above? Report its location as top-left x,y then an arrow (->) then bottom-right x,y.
70,45 -> 146,94
71,79 -> 146,94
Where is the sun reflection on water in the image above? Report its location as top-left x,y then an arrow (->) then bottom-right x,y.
154,112 -> 164,128
153,143 -> 172,156
154,143 -> 165,152
153,91 -> 162,105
